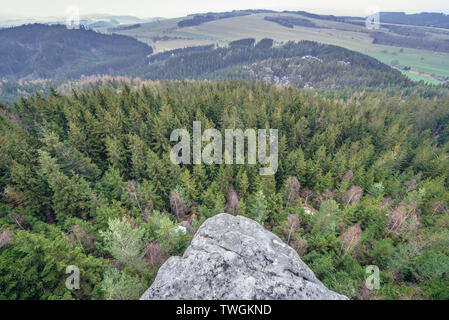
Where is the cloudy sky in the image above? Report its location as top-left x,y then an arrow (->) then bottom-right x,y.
2,0 -> 448,18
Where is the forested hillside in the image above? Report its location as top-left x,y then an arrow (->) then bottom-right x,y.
378,12 -> 449,29
0,34 -> 414,104
0,24 -> 153,81
0,76 -> 153,105
143,40 -> 412,89
1,81 -> 448,300
109,9 -> 449,84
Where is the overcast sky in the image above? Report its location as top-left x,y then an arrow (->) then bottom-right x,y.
1,0 -> 448,18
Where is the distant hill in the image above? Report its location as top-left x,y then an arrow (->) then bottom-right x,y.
0,15 -> 165,30
0,37 -> 413,104
142,39 -> 413,89
112,10 -> 449,84
0,24 -> 153,81
0,21 -> 425,98
379,12 -> 449,29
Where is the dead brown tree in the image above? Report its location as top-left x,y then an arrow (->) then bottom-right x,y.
283,176 -> 301,206
300,188 -> 314,205
0,230 -> 14,247
8,212 -> 30,230
343,186 -> 363,206
341,170 -> 354,183
169,189 -> 187,220
431,200 -> 448,216
226,185 -> 239,215
144,241 -> 166,267
341,223 -> 362,255
286,214 -> 300,244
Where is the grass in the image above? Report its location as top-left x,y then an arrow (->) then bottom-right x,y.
365,47 -> 449,79
401,71 -> 441,85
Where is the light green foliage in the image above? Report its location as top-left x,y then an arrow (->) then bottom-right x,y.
146,211 -> 191,255
368,182 -> 385,198
93,201 -> 126,230
200,181 -> 226,219
179,169 -> 198,203
101,268 -> 146,300
100,217 -> 145,270
249,191 -> 268,226
312,200 -> 339,235
236,169 -> 249,199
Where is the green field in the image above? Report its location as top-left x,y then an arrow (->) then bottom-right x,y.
115,12 -> 449,84
401,70 -> 441,84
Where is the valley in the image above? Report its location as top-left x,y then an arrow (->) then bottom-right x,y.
0,6 -> 449,302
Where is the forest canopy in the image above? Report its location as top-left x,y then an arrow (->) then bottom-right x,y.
0,80 -> 448,300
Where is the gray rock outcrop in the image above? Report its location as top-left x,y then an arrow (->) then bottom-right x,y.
141,213 -> 348,300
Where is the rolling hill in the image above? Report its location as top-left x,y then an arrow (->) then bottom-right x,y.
141,39 -> 412,89
0,25 -> 414,103
3,10 -> 449,84
0,14 -> 164,30
0,23 -> 153,81
113,10 -> 449,84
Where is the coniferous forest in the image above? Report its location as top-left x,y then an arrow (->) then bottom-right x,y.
1,80 -> 448,300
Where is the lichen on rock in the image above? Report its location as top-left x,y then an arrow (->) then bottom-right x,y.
141,213 -> 348,300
